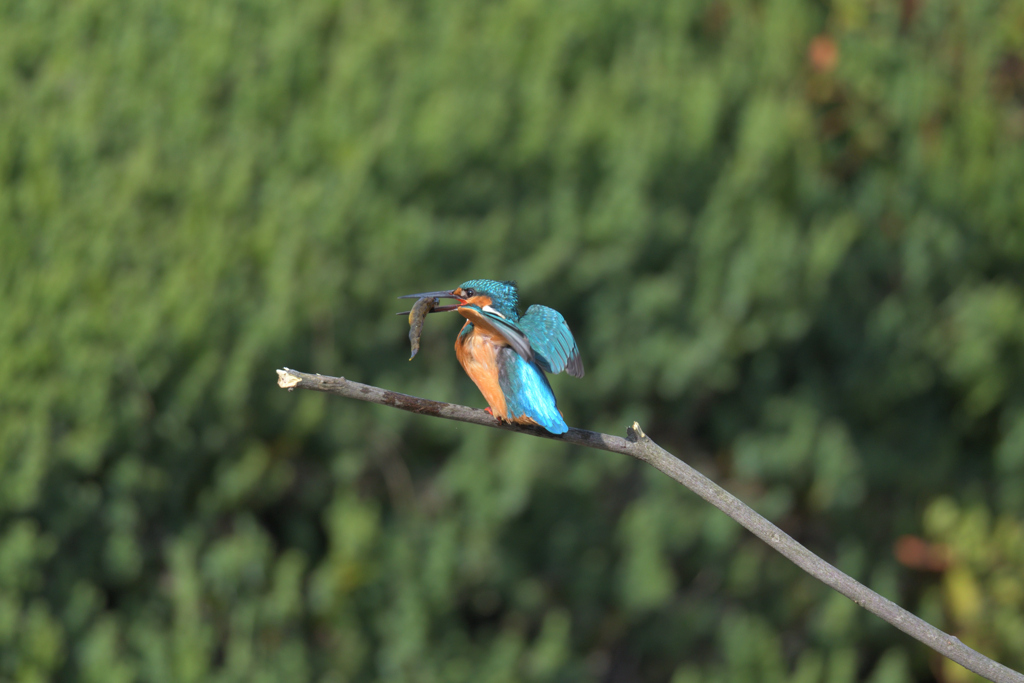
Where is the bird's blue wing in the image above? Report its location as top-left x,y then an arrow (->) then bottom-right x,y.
458,304 -> 536,364
519,305 -> 584,378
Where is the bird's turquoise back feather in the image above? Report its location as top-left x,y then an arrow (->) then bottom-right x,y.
497,348 -> 568,434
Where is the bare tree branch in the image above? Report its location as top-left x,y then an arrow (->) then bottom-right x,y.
276,367 -> 1024,683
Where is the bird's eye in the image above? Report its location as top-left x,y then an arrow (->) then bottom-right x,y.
463,288 -> 475,298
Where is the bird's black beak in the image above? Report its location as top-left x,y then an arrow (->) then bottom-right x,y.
396,289 -> 464,315
397,289 -> 462,301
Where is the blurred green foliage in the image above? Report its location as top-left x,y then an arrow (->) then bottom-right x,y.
2,0 -> 1024,680
922,499 -> 1024,683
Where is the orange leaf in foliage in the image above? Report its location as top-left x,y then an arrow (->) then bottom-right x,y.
808,35 -> 838,73
894,535 -> 951,572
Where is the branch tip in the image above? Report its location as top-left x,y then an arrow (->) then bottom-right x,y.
277,369 -> 302,389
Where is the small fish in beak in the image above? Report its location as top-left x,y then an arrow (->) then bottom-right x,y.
407,296 -> 439,360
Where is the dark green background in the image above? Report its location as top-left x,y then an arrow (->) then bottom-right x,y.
3,0 -> 1024,681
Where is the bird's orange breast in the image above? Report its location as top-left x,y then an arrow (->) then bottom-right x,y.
454,321 -> 508,419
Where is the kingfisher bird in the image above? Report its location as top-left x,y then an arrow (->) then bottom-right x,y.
399,279 -> 584,434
